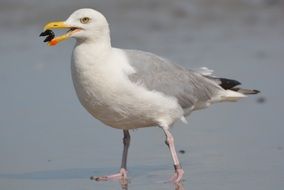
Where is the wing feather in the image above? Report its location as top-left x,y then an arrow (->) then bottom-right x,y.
124,49 -> 222,110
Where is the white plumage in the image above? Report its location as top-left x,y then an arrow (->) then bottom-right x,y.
42,8 -> 259,183
72,46 -> 183,129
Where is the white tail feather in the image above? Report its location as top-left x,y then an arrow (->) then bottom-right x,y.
221,90 -> 246,102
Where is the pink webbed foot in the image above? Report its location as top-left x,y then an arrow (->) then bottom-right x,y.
90,168 -> 128,181
170,168 -> 185,183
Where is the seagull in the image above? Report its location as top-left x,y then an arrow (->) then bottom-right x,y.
41,8 -> 259,183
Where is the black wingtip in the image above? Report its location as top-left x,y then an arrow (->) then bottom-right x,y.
253,89 -> 260,94
219,78 -> 241,90
231,87 -> 261,95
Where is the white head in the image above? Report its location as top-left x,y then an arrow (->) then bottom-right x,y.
66,9 -> 110,41
42,8 -> 110,46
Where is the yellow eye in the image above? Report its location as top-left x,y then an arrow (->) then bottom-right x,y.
80,17 -> 91,24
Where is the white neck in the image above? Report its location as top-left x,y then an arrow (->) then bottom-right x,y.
72,32 -> 112,66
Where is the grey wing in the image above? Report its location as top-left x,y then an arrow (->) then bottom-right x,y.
124,49 -> 223,110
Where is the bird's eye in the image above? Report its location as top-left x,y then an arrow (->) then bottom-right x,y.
80,17 -> 91,24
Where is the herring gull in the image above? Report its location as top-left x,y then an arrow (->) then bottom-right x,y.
40,8 -> 259,183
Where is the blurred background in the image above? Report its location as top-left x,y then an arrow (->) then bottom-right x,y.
0,0 -> 283,190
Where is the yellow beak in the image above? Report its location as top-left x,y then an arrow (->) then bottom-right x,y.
43,21 -> 74,46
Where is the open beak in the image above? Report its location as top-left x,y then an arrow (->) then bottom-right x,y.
42,21 -> 80,46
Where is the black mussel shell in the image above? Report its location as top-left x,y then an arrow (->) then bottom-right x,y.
40,29 -> 55,42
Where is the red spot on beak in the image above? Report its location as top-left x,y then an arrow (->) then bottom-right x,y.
49,39 -> 58,46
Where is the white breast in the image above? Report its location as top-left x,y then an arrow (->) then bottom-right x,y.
71,45 -> 183,129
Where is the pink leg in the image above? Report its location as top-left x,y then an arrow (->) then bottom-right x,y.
162,127 -> 184,183
90,130 -> 130,181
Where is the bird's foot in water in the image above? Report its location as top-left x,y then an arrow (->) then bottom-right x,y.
170,168 -> 184,183
90,168 -> 128,182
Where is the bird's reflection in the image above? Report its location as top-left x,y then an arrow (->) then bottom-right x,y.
119,178 -> 128,190
116,179 -> 185,190
175,182 -> 185,190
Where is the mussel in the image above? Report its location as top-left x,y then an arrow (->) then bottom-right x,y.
40,29 -> 55,42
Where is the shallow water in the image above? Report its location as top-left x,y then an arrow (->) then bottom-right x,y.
0,0 -> 284,190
